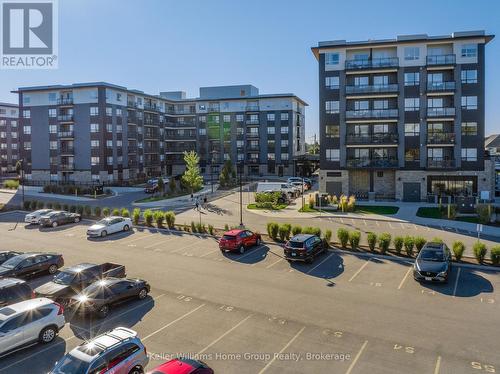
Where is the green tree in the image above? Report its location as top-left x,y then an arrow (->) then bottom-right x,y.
219,160 -> 235,187
157,177 -> 164,196
181,151 -> 203,194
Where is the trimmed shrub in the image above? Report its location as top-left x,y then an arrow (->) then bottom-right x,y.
102,207 -> 110,216
337,228 -> 349,248
112,208 -> 120,216
431,237 -> 444,244
132,208 -> 141,225
477,204 -> 491,224
378,233 -> 392,254
473,242 -> 487,263
121,208 -> 130,218
153,211 -> 164,228
324,229 -> 332,244
23,200 -> 31,210
3,179 -> 19,189
76,206 -> 84,215
30,201 -> 38,210
224,223 -> 229,231
278,224 -> 291,241
452,241 -> 465,262
292,225 -> 302,236
367,232 -> 377,252
394,236 -> 404,255
37,201 -> 45,209
54,202 -> 61,210
414,237 -> 427,252
349,231 -> 361,250
83,206 -> 91,217
208,224 -> 214,235
191,221 -> 196,233
490,245 -> 500,265
143,209 -> 154,226
165,211 -> 175,229
302,226 -> 321,237
94,206 -> 101,217
62,204 -> 69,212
404,236 -> 415,257
46,202 -> 53,209
267,222 -> 279,240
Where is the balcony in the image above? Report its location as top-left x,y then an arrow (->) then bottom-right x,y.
59,146 -> 74,155
345,57 -> 399,70
427,132 -> 455,144
127,130 -> 137,139
345,84 -> 399,95
143,103 -> 159,112
127,146 -> 137,154
127,101 -> 138,108
426,54 -> 456,66
57,98 -> 73,105
57,114 -> 74,122
245,105 -> 260,112
346,158 -> 398,168
427,107 -> 455,117
427,81 -> 456,92
346,133 -> 399,145
207,107 -> 220,113
427,159 -> 456,168
60,163 -> 75,171
246,145 -> 260,151
345,109 -> 398,119
246,120 -> 259,125
247,158 -> 260,164
58,131 -> 74,138
246,132 -> 260,138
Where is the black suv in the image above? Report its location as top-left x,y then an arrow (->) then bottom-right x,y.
414,242 -> 452,283
284,234 -> 326,263
0,278 -> 34,307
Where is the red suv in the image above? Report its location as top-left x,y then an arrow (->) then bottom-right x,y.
219,229 -> 261,254
147,358 -> 214,374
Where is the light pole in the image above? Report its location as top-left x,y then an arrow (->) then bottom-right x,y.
17,159 -> 25,207
238,161 -> 243,227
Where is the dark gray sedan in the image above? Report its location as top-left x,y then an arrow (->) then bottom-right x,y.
413,243 -> 452,283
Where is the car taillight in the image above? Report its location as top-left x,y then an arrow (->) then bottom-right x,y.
54,302 -> 64,315
31,291 -> 36,299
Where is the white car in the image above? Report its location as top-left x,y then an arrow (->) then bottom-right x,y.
24,209 -> 53,224
0,298 -> 65,357
87,216 -> 133,238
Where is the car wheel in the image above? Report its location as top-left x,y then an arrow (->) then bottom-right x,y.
97,304 -> 110,318
128,366 -> 144,374
74,217 -> 80,223
39,326 -> 57,344
239,245 -> 245,254
123,225 -> 130,232
48,264 -> 58,275
138,288 -> 148,300
101,230 -> 107,238
52,221 -> 58,228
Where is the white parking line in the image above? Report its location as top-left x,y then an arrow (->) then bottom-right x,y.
199,248 -> 220,258
348,259 -> 371,282
345,340 -> 368,374
307,253 -> 334,274
375,220 -> 380,227
452,268 -> 461,297
340,218 -> 344,224
397,267 -> 413,290
400,222 -> 405,229
197,315 -> 252,354
388,222 -> 395,229
363,219 -> 367,226
142,303 -> 205,341
144,236 -> 176,249
230,245 -> 266,263
258,326 -> 306,374
413,224 -> 418,231
266,258 -> 283,269
434,355 -> 442,374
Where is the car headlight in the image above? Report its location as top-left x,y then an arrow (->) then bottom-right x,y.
437,271 -> 447,277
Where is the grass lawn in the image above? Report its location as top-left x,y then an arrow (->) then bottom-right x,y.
247,203 -> 288,210
354,205 -> 399,215
456,216 -> 480,224
416,207 -> 442,219
135,190 -> 196,203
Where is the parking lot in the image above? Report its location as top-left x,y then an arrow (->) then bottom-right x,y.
0,210 -> 499,373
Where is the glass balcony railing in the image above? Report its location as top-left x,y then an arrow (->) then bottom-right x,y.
345,57 -> 399,70
427,132 -> 455,144
427,81 -> 456,92
345,84 -> 399,94
57,114 -> 74,122
426,54 -> 456,66
427,107 -> 455,117
346,158 -> 398,168
57,98 -> 73,105
427,159 -> 456,168
345,109 -> 398,119
346,133 -> 399,144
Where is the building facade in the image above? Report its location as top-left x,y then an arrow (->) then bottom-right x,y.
15,83 -> 306,184
312,31 -> 495,201
0,103 -> 19,176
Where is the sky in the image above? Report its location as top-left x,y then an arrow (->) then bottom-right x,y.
1,0 -> 499,140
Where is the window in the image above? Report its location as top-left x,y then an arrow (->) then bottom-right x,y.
236,140 -> 244,148
49,141 -> 57,150
325,101 -> 339,114
427,148 -> 443,160
354,76 -> 368,86
23,126 -> 31,135
373,124 -> 389,134
461,44 -> 477,58
116,125 -> 122,133
267,113 -> 275,121
198,128 -> 206,136
116,108 -> 122,117
48,108 -> 57,118
461,148 -> 477,161
404,123 -> 420,136
236,114 -> 244,122
91,157 -> 100,166
326,149 -> 340,161
236,127 -> 244,136
90,107 -> 98,116
405,71 -> 420,86
106,124 -> 113,132
354,101 -> 369,111
325,52 -> 339,66
48,92 -> 56,102
404,98 -> 420,111
11,132 -> 17,138
280,126 -> 289,134
223,115 -> 231,122
404,47 -> 420,61
267,153 -> 275,160
237,153 -> 244,161
461,69 -> 477,84
325,76 -> 340,89
23,96 -> 31,104
281,153 -> 289,161
106,140 -> 113,148
267,126 -> 275,134
405,148 -> 420,161
91,140 -> 99,147
107,156 -> 113,165
280,113 -> 289,121
461,122 -> 477,136
325,125 -> 339,138
281,139 -> 289,147
23,110 -> 30,118
116,93 -> 122,102
373,100 -> 388,110
116,140 -> 122,147
24,142 -> 31,150
427,97 -> 443,109
90,123 -> 99,133
461,96 -> 477,110
105,107 -> 112,116
373,75 -> 388,86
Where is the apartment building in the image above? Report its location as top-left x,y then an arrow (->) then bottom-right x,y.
15,83 -> 306,184
0,103 -> 19,176
312,31 -> 495,201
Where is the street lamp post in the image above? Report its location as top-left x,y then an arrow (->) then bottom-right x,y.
238,161 -> 243,227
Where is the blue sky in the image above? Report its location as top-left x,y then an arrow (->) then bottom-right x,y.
1,0 -> 499,139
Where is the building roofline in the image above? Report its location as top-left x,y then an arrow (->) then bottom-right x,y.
0,102 -> 18,108
311,31 -> 495,60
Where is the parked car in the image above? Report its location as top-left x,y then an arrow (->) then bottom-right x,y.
0,252 -> 64,278
87,216 -> 133,238
219,229 -> 262,254
51,327 -> 148,374
24,209 -> 53,224
256,182 -> 297,199
39,211 -> 81,228
0,278 -> 34,307
413,242 -> 452,283
34,262 -> 126,304
0,298 -> 65,357
147,358 -> 214,374
145,177 -> 169,193
284,234 -> 326,263
0,251 -> 23,266
69,278 -> 150,318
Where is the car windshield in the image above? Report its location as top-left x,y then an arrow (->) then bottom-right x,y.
53,272 -> 76,285
420,250 -> 444,262
288,241 -> 304,249
51,354 -> 90,374
1,256 -> 26,269
96,219 -> 110,226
